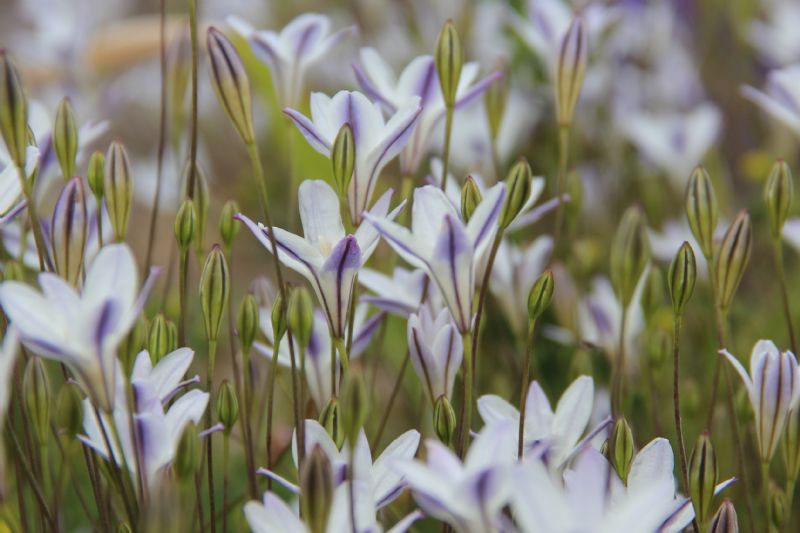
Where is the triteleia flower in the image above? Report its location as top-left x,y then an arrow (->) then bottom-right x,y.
236,179 -> 402,340
284,91 -> 421,224
720,340 -> 800,462
407,304 -> 463,404
364,183 -> 506,333
747,2 -> 800,66
359,266 -> 426,317
353,47 -> 500,175
741,64 -> 800,136
0,327 -> 19,429
228,13 -> 355,107
0,243 -> 158,410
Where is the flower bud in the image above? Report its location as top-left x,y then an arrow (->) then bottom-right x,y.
433,395 -> 457,444
499,158 -> 532,229
668,241 -> 696,316
461,176 -> 482,222
174,199 -> 197,251
199,245 -> 230,342
331,123 -> 355,198
55,384 -> 83,439
53,97 -> 78,179
23,356 -> 50,444
341,370 -> 369,447
166,319 -> 178,353
181,161 -> 210,255
771,486 -> 787,530
319,398 -> 344,448
167,27 -> 191,135
764,160 -> 793,239
640,266 -> 664,321
714,210 -> 752,312
120,316 -> 148,376
207,27 -> 255,145
271,293 -> 287,346
689,431 -> 717,528
610,206 -> 650,306
117,524 -> 132,533
104,141 -> 133,242
300,445 -> 334,533
527,270 -> 554,322
555,17 -> 587,128
709,499 -> 738,533
174,424 -> 201,483
782,408 -> 800,482
50,177 -> 88,286
237,294 -> 259,355
148,313 -> 170,364
288,286 -> 315,349
685,167 -> 718,259
435,20 -> 463,108
219,199 -> 241,250
87,150 -> 105,199
216,380 -> 239,435
484,61 -> 507,141
2,260 -> 24,282
610,417 -> 634,484
0,51 -> 28,168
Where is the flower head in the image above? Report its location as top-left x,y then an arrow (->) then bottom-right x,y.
742,64 -> 800,136
407,304 -> 463,404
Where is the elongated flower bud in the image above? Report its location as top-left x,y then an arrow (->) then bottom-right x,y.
714,210 -> 752,312
433,395 -> 457,444
237,294 -> 258,355
288,286 -> 314,349
219,199 -> 241,250
709,499 -> 738,533
0,51 -> 28,168
216,380 -> 238,435
174,424 -> 200,483
484,61 -> 507,140
148,313 -> 170,364
640,266 -> 664,320
461,176 -> 482,222
555,17 -> 587,128
120,316 -> 148,376
435,20 -> 463,108
207,27 -> 254,145
167,27 -> 191,134
689,432 -> 717,528
56,385 -> 83,439
104,141 -> 133,241
166,319 -> 178,353
527,270 -> 554,322
199,245 -> 230,342
499,158 -> 532,229
668,241 -> 696,316
771,487 -> 787,530
53,97 -> 78,178
782,407 -> 800,482
610,417 -> 634,484
610,206 -> 650,306
87,150 -> 105,199
341,370 -> 369,447
685,167 -> 718,259
174,199 -> 197,252
23,356 -> 50,444
51,177 -> 88,286
764,160 -> 793,240
181,161 -> 210,254
319,398 -> 344,448
331,123 -> 355,198
300,445 -> 334,533
271,293 -> 287,346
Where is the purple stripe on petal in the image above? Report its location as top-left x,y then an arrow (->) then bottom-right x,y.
352,63 -> 396,111
322,235 -> 361,274
453,71 -> 503,111
283,108 -> 331,154
0,200 -> 27,226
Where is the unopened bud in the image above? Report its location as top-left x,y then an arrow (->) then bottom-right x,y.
689,431 -> 717,528
216,380 -> 239,435
709,499 -> 738,533
331,123 -> 355,198
53,97 -> 78,179
50,177 -> 88,286
288,286 -> 315,349
174,199 -> 197,251
610,417 -> 634,484
435,20 -> 463,108
764,160 -> 793,239
319,398 -> 344,448
23,357 -> 50,443
117,524 -> 132,533
167,27 -> 191,136
499,158 -> 532,229
433,395 -> 457,444
104,141 -> 133,241
207,27 -> 255,145
341,370 -> 369,447
237,294 -> 259,355
0,51 -> 28,168
714,210 -> 752,312
461,176 -> 482,222
181,161 -> 210,255
87,151 -> 105,199
668,241 -> 696,316
610,206 -> 650,306
300,445 -> 334,533
120,316 -> 148,376
484,61 -> 507,141
685,167 -> 718,259
219,199 -> 241,250
271,293 -> 287,346
199,245 -> 230,342
56,384 -> 83,439
782,408 -> 800,482
148,313 -> 170,364
555,17 -> 587,128
640,266 -> 664,320
166,319 -> 178,353
771,486 -> 787,530
527,270 -> 554,322
174,424 -> 201,483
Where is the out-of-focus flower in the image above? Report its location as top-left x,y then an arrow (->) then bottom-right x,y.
478,375 -> 594,466
649,219 -> 716,281
229,13 -> 355,107
365,183 -> 505,333
782,218 -> 800,254
353,48 -> 500,175
742,64 -> 800,136
237,180 -> 401,339
285,92 -> 420,224
407,304 -> 463,404
0,327 -> 19,428
720,340 -> 800,462
359,266 -> 426,317
0,243 -> 157,410
0,146 -> 39,218
747,1 -> 800,66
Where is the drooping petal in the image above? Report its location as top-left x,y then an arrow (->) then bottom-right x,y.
429,214 -> 474,333
235,213 -> 324,278
361,212 -> 430,271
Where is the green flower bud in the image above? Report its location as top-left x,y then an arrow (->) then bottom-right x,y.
341,370 -> 369,447
23,357 -> 50,444
167,27 -> 191,137
555,17 -> 587,128
166,319 -> 178,353
689,431 -> 717,528
709,499 -> 738,533
174,199 -> 197,251
668,241 -> 696,316
433,395 -> 457,444
199,245 -> 229,342
148,313 -> 170,364
319,398 -> 344,448
499,158 -> 532,229
771,486 -> 787,530
117,524 -> 132,533
120,316 -> 148,376
764,160 -> 793,239
53,97 -> 78,179
685,166 -> 718,259
104,141 -> 133,242
527,270 -> 555,322
50,177 -> 88,286
714,210 -> 752,312
181,161 -> 210,255
237,294 -> 259,355
288,286 -> 315,349
610,206 -> 650,306
461,176 -> 482,222
207,27 -> 255,145
56,384 -> 83,438
271,293 -> 287,346
435,20 -> 463,108
87,150 -> 105,199
174,424 -> 201,483
484,61 -> 507,141
0,51 -> 28,168
2,260 -> 25,282
219,200 -> 241,250
216,380 -> 239,435
331,123 -> 355,198
640,266 -> 664,321
300,445 -> 334,533
782,408 -> 800,482
610,417 -> 634,484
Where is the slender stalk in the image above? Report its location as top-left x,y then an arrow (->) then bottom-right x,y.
762,462 -> 772,533
287,328 -> 304,466
439,107 -> 454,189
178,248 -> 189,346
92,405 -> 138,527
773,240 -> 797,354
195,470 -> 206,533
471,231 -> 503,390
206,338 -> 218,533
16,164 -> 49,271
518,319 -> 536,459
299,344 -> 307,424
349,445 -> 357,533
222,433 -> 230,533
550,125 -> 571,260
372,349 -> 411,448
96,198 -> 105,247
672,314 -> 698,533
785,478 -> 796,530
611,304 -> 628,416
345,277 -> 359,357
265,342 -> 280,490
456,330 -> 474,458
186,0 -> 199,200
7,425 -> 57,530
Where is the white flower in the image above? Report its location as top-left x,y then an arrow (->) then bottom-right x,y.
407,304 -> 463,403
0,327 -> 19,428
747,1 -> 800,66
359,266 -> 426,317
742,64 -> 800,136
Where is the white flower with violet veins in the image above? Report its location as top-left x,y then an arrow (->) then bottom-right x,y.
742,64 -> 800,136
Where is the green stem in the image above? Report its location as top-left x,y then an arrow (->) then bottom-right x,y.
550,125 -> 571,261
8,425 -> 57,530
470,230 -> 503,392
611,303 -> 628,416
773,240 -> 798,355
222,433 -> 230,533
178,248 -> 189,346
518,319 -> 536,459
372,349 -> 411,448
286,328 -> 304,467
16,163 -> 49,271
785,478 -> 796,530
186,0 -> 199,199
439,106 -> 454,189
672,314 -> 698,533
763,462 -> 772,532
456,330 -> 473,458
95,194 -> 105,247
206,338 -> 218,533
265,339 -> 280,491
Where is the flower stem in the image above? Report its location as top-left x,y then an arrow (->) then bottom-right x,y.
222,433 -> 230,533
186,0 -> 199,200
672,313 -> 698,532
178,248 -> 189,346
471,231 -> 503,392
372,348 -> 411,448
762,462 -> 772,532
286,328 -> 304,466
206,338 -> 218,533
518,318 -> 536,459
265,343 -> 280,491
550,125 -> 571,261
772,240 -> 797,354
16,164 -> 49,271
439,106 -> 454,189
7,424 -> 57,530
456,330 -> 473,458
611,304 -> 628,416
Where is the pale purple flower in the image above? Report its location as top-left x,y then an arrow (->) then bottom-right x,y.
721,340 -> 800,462
364,183 -> 506,333
0,327 -> 19,429
353,47 -> 501,175
0,146 -> 39,218
782,218 -> 800,254
407,304 -> 463,403
747,1 -> 800,66
237,180 -> 402,339
284,91 -> 421,224
359,266 -> 426,317
742,64 -> 800,136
